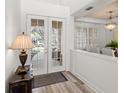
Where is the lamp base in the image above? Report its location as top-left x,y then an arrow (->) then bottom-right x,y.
18,49 -> 28,74
17,66 -> 29,75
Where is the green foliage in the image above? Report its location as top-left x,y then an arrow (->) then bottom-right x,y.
105,40 -> 118,49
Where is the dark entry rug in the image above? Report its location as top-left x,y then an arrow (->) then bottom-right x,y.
33,72 -> 68,88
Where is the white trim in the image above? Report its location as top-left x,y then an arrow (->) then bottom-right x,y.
71,49 -> 118,63
75,17 -> 108,24
71,71 -> 104,93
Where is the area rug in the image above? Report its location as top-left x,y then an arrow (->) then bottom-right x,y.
33,72 -> 68,88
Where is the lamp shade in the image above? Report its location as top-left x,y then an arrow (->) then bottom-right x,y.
10,32 -> 34,50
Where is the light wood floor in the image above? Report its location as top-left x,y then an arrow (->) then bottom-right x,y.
33,71 -> 96,93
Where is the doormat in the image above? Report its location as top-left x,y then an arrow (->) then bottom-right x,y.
33,72 -> 68,88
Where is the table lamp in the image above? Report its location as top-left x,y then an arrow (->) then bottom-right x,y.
10,32 -> 34,74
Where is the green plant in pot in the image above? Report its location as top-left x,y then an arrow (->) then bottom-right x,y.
105,40 -> 118,57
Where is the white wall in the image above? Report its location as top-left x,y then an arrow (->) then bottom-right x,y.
5,0 -> 21,92
20,0 -> 73,71
65,16 -> 75,70
70,50 -> 118,93
21,0 -> 70,32
75,21 -> 114,48
25,0 -> 93,15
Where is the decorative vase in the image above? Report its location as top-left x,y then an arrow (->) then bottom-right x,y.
112,48 -> 118,57
112,49 -> 115,57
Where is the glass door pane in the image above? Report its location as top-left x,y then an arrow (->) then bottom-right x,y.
48,18 -> 65,73
51,21 -> 62,66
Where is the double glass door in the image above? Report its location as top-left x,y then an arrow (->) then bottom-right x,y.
27,15 -> 65,75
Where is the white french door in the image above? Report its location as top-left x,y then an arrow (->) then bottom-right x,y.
48,18 -> 65,73
27,15 -> 65,75
27,15 -> 48,75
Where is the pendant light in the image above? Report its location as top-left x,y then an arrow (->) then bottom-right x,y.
105,11 -> 116,31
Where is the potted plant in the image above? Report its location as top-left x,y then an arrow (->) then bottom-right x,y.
105,40 -> 118,57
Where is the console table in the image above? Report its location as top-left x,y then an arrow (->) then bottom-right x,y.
9,65 -> 33,93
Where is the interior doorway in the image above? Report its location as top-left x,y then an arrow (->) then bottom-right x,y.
27,15 -> 66,76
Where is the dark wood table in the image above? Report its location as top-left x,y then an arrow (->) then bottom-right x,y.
9,65 -> 33,93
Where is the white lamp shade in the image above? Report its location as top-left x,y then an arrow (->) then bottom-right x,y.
10,32 -> 34,50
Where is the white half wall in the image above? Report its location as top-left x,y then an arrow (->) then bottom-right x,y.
70,50 -> 118,93
5,0 -> 21,92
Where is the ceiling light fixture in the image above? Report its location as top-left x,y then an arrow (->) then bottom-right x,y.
105,11 -> 116,31
85,6 -> 93,11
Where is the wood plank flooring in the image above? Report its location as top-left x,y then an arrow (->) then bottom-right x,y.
33,71 -> 96,93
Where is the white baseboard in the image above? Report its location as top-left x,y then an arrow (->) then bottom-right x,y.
71,71 -> 104,93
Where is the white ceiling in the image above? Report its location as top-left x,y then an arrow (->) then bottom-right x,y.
87,0 -> 118,19
34,0 -> 76,6
35,0 -> 65,5
73,0 -> 118,20
34,0 -> 118,19
35,0 -> 93,14
36,0 -> 90,6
